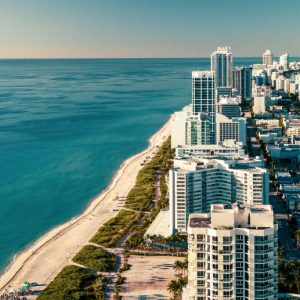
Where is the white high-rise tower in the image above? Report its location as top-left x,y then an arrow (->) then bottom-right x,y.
279,53 -> 289,69
211,46 -> 233,88
186,203 -> 278,300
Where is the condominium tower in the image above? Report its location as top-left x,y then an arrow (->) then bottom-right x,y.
186,203 -> 278,300
169,157 -> 269,233
192,71 -> 216,144
232,66 -> 252,101
211,47 -> 233,88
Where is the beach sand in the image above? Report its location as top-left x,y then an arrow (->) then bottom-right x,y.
0,117 -> 171,293
120,255 -> 182,299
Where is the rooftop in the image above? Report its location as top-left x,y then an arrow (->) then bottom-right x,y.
188,203 -> 275,231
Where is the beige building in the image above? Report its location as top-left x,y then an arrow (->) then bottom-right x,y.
262,49 -> 273,66
186,203 -> 278,300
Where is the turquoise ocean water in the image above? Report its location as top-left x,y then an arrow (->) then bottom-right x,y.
0,58 -> 259,272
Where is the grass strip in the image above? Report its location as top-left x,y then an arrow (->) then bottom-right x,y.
37,265 -> 106,300
73,245 -> 116,272
90,209 -> 136,247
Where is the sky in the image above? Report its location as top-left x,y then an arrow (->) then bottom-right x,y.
0,0 -> 299,58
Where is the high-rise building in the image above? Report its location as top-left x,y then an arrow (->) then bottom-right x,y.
169,157 -> 269,233
211,47 -> 233,88
279,53 -> 289,70
232,67 -> 252,101
186,203 -> 278,300
192,71 -> 216,144
216,113 -> 246,145
262,49 -> 274,65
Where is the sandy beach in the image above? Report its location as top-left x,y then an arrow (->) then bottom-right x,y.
0,117 -> 171,293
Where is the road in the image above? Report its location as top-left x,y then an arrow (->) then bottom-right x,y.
246,119 -> 262,157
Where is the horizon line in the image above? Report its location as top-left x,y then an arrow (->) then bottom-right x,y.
0,56 -> 299,60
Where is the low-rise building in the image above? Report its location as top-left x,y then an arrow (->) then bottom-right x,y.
267,144 -> 300,164
175,141 -> 245,160
218,96 -> 241,118
216,113 -> 246,145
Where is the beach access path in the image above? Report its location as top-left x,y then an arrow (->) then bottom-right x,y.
0,117 -> 172,294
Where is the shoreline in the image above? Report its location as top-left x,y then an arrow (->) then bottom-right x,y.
0,116 -> 172,292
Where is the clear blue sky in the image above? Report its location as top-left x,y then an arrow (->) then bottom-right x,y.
0,0 -> 299,58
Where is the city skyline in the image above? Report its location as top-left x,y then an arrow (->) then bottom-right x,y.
0,0 -> 300,58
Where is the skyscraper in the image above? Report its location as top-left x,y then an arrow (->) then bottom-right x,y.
211,47 -> 233,88
232,66 -> 252,101
186,204 -> 278,300
262,49 -> 274,65
192,71 -> 216,144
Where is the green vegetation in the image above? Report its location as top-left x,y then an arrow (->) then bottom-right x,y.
37,265 -> 106,300
90,209 -> 136,247
113,274 -> 125,299
124,137 -> 175,249
73,245 -> 116,272
125,136 -> 174,211
167,259 -> 188,300
125,184 -> 155,211
278,116 -> 285,128
279,249 -> 300,294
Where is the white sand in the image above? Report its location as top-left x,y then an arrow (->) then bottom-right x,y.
0,118 -> 171,292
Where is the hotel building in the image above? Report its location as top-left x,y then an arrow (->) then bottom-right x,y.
216,113 -> 247,146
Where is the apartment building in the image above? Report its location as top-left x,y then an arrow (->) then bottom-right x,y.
169,157 -> 269,234
186,203 -> 278,300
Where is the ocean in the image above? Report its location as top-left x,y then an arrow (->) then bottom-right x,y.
0,58 -> 259,272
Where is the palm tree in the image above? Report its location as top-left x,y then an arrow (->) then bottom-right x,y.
167,279 -> 180,299
182,258 -> 188,276
173,260 -> 183,275
177,275 -> 188,291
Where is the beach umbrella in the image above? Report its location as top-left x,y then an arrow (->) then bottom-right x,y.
20,281 -> 30,290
